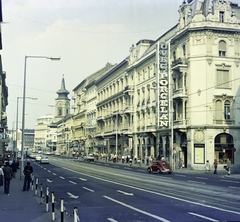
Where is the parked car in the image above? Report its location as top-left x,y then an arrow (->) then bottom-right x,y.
40,156 -> 49,164
147,160 -> 173,174
55,152 -> 61,156
83,154 -> 95,162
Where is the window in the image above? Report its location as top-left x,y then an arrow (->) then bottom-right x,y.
215,100 -> 222,120
219,11 -> 225,22
224,101 -> 231,120
219,40 -> 226,57
216,69 -> 230,88
58,107 -> 62,116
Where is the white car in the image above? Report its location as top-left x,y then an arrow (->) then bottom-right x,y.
83,154 -> 95,162
40,156 -> 49,164
35,155 -> 42,161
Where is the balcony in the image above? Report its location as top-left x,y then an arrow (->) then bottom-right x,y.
172,88 -> 188,99
171,57 -> 188,70
124,106 -> 134,114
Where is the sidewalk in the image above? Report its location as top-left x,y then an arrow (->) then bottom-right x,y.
0,170 -> 69,222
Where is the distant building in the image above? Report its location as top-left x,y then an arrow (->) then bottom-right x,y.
34,114 -> 54,151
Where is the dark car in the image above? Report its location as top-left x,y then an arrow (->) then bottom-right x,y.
147,160 -> 173,174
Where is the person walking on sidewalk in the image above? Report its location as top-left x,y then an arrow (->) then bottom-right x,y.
3,162 -> 13,195
205,160 -> 210,173
213,159 -> 218,174
11,160 -> 18,178
22,162 -> 33,191
226,158 -> 231,175
0,164 -> 4,188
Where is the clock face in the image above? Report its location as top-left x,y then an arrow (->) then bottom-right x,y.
194,131 -> 204,143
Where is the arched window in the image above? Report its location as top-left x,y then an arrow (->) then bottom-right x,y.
224,100 -> 231,120
215,100 -> 222,120
173,51 -> 176,61
58,107 -> 62,116
219,40 -> 226,57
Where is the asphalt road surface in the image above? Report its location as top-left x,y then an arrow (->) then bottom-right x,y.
31,156 -> 240,222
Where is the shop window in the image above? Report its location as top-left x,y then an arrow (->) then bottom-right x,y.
219,40 -> 226,57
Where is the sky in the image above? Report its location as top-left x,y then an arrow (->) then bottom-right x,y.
1,0 -> 192,130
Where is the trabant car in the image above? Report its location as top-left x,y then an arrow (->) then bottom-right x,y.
147,160 -> 172,174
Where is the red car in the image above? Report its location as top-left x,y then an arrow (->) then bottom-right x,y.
147,160 -> 173,174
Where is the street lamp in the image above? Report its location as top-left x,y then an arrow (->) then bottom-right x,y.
16,96 -> 37,163
20,55 -> 60,179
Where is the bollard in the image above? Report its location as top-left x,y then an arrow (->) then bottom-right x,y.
73,207 -> 80,222
46,186 -> 49,212
35,177 -> 38,196
60,198 -> 64,222
52,192 -> 55,221
31,174 -> 34,190
40,183 -> 43,204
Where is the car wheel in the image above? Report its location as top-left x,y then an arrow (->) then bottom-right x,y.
168,172 -> 172,174
147,168 -> 151,173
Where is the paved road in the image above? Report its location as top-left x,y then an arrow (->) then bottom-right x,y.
30,156 -> 240,222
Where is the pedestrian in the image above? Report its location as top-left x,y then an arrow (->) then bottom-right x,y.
0,164 -> 4,188
179,158 -> 183,169
213,159 -> 218,174
205,160 -> 210,173
22,162 -> 33,191
11,160 -> 18,178
226,158 -> 231,175
3,162 -> 13,195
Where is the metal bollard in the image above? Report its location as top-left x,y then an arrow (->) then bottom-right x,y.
31,174 -> 34,190
46,186 -> 49,212
60,198 -> 64,222
73,207 -> 80,222
35,177 -> 38,196
40,183 -> 43,204
52,192 -> 55,221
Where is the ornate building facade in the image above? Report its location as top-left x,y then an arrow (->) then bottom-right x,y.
43,0 -> 240,171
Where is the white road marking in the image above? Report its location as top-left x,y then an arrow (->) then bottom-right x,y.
104,164 -> 109,166
52,173 -> 56,176
67,192 -> 79,199
229,186 -> 240,189
82,186 -> 94,192
107,218 -> 118,222
69,180 -> 77,185
79,177 -> 87,181
196,177 -> 208,180
104,196 -> 170,222
48,170 -> 51,173
221,179 -> 240,184
187,180 -> 206,184
59,176 -> 65,179
117,190 -> 133,196
46,179 -> 53,182
174,174 -> 186,177
124,167 -> 132,170
188,212 -> 218,221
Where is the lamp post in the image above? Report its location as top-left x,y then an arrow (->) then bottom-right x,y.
16,97 -> 37,163
115,113 -> 118,157
20,55 -> 60,179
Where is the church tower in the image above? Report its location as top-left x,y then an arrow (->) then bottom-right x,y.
55,75 -> 70,118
